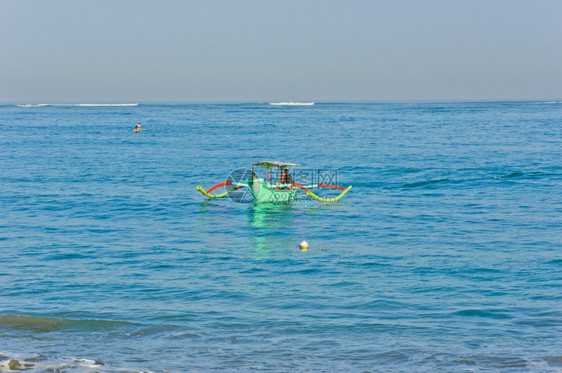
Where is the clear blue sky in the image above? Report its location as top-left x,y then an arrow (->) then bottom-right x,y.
1,0 -> 561,102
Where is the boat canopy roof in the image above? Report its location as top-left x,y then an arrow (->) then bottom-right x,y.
252,160 -> 299,169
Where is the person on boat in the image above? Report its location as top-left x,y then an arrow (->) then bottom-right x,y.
133,123 -> 141,132
280,168 -> 294,185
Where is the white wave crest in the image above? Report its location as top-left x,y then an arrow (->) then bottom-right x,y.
0,354 -> 152,373
16,104 -> 49,108
269,101 -> 314,106
17,103 -> 138,108
72,103 -> 138,107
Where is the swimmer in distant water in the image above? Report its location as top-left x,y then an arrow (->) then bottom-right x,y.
133,123 -> 141,132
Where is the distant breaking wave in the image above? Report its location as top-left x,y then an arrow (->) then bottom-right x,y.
17,103 -> 138,108
269,101 -> 314,106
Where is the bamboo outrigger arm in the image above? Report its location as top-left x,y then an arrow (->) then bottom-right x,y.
292,184 -> 353,203
196,182 -> 247,199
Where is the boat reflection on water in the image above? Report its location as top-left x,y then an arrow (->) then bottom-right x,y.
195,200 -> 298,259
247,202 -> 345,259
248,203 -> 295,229
247,203 -> 296,260
197,199 -> 346,261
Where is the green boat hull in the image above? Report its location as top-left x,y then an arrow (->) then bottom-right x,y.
250,178 -> 297,203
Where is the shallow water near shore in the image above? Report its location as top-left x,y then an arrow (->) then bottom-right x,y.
1,101 -> 561,372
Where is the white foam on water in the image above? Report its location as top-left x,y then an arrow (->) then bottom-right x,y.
16,103 -> 138,107
72,103 -> 138,107
16,104 -> 49,108
0,353 -> 152,373
269,101 -> 314,106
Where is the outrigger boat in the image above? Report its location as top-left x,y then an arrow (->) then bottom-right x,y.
197,161 -> 352,203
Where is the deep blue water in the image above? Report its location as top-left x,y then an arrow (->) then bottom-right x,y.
0,101 -> 561,372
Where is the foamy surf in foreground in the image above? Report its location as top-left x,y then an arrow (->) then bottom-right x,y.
16,103 -> 138,108
0,354 -> 150,373
269,101 -> 314,106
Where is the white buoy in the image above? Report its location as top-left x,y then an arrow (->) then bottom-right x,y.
299,240 -> 309,251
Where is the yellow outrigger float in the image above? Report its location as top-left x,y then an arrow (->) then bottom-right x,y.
197,161 -> 352,203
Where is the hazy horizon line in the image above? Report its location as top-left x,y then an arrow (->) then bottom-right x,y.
2,98 -> 561,106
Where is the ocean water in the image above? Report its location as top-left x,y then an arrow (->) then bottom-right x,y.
0,101 -> 561,372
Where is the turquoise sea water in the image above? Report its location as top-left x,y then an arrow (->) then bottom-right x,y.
0,102 -> 561,372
